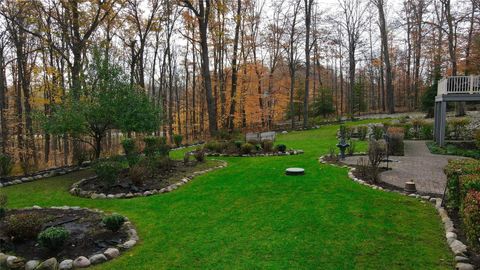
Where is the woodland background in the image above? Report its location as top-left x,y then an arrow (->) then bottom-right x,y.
0,0 -> 479,172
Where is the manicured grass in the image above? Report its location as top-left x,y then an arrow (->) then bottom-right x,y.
1,121 -> 454,269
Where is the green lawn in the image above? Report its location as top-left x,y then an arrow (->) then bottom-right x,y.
1,121 -> 453,269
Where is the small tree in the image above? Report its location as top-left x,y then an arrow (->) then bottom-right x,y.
43,52 -> 161,160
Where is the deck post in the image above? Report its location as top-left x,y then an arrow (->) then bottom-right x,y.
434,102 -> 439,142
438,101 -> 447,147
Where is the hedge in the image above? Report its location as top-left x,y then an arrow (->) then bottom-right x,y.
444,159 -> 480,209
462,190 -> 480,251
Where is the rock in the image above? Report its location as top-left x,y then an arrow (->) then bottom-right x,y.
12,179 -> 22,184
429,197 -> 437,203
59,259 -> 73,270
32,205 -> 42,209
125,192 -> 134,198
455,256 -> 470,263
281,131 -> 288,134
104,248 -> 120,259
128,229 -> 139,240
89,254 -> 107,265
143,191 -> 152,196
122,240 -> 136,249
446,232 -> 457,239
36,258 -> 58,270
73,256 -> 90,268
6,256 -> 24,269
0,253 -> 8,267
455,263 -> 474,270
450,239 -> 468,255
24,260 -> 40,270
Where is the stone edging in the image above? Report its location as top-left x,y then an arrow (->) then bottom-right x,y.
0,206 -> 138,270
319,155 -> 476,270
0,166 -> 88,189
69,160 -> 228,199
204,149 -> 304,157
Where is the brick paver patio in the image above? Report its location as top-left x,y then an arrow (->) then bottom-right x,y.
342,141 -> 467,195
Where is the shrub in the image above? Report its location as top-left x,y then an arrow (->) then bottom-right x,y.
261,140 -> 274,152
38,227 -> 69,251
387,127 -> 404,156
143,136 -> 169,157
347,140 -> 356,156
102,214 -> 125,232
0,193 -> 6,219
194,149 -> 205,162
367,140 -> 386,183
0,154 -> 13,177
4,212 -> 45,242
152,155 -> 173,170
129,161 -> 150,186
460,174 -> 480,200
445,159 -> 480,209
173,134 -> 183,147
183,152 -> 191,165
276,144 -> 287,153
462,190 -> 480,251
448,118 -> 471,140
357,126 -> 368,141
412,118 -> 425,138
204,141 -> 225,153
419,122 -> 434,140
234,141 -> 243,149
474,130 -> 480,149
327,146 -> 337,161
371,125 -> 384,140
121,138 -> 139,167
94,160 -> 123,184
240,143 -> 255,154
403,123 -> 413,139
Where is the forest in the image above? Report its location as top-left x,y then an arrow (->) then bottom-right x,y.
0,0 -> 478,171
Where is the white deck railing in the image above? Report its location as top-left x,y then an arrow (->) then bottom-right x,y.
437,76 -> 480,96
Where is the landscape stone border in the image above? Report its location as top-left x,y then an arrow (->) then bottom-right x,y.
319,155 -> 476,270
204,149 -> 304,157
0,143 -> 205,190
0,165 -> 89,189
69,160 -> 228,199
0,206 -> 138,270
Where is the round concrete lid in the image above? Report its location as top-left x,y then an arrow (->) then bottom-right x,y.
285,168 -> 305,175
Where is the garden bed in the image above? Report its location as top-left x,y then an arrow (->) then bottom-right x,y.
427,141 -> 480,159
70,160 -> 225,199
0,206 -> 137,269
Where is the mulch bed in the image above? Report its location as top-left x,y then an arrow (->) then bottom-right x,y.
78,160 -> 213,194
0,208 -> 128,261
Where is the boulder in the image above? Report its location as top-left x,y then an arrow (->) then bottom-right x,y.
89,254 -> 107,265
122,240 -> 136,250
0,253 -> 8,267
36,258 -> 58,270
6,256 -> 24,269
450,240 -> 468,255
24,260 -> 40,270
59,259 -> 73,270
73,256 -> 90,268
103,248 -> 120,259
455,263 -> 474,270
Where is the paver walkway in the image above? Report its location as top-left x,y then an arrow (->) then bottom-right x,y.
343,140 -> 466,195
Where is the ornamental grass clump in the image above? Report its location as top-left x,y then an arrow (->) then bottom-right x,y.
448,118 -> 471,140
94,160 -> 124,185
0,154 -> 13,177
121,138 -> 139,167
462,190 -> 480,251
367,139 -> 386,183
4,212 -> 45,242
357,126 -> 368,141
38,227 -> 70,251
0,193 -> 7,219
240,143 -> 255,154
102,214 -> 126,232
387,127 -> 404,156
275,144 -> 287,153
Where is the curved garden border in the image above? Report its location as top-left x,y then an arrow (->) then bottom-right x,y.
319,155 -> 476,270
204,149 -> 304,157
0,206 -> 138,270
69,160 -> 228,199
0,165 -> 89,189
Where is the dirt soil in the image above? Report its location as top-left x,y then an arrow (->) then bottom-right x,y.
0,208 -> 128,261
